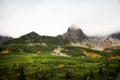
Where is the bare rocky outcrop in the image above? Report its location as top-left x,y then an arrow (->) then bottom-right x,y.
53,46 -> 70,57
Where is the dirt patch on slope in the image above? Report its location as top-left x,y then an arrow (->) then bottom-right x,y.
52,47 -> 70,57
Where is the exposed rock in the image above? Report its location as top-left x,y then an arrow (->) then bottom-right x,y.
61,25 -> 120,50
62,24 -> 88,42
40,43 -> 47,46
53,46 -> 70,57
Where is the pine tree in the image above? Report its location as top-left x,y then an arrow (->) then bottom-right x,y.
65,70 -> 73,79
89,70 -> 94,78
35,71 -> 38,80
116,64 -> 120,73
98,67 -> 103,74
41,71 -> 51,80
83,73 -> 87,80
19,66 -> 26,80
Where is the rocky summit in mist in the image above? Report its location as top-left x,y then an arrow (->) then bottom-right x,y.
1,25 -> 120,51
60,25 -> 120,50
62,26 -> 88,42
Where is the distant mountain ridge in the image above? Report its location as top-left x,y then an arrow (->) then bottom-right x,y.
0,35 -> 12,44
109,32 -> 120,39
4,31 -> 68,47
1,25 -> 120,51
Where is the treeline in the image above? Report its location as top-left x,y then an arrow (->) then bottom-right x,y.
1,61 -> 120,80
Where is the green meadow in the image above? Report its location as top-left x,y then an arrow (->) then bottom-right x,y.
0,53 -> 120,80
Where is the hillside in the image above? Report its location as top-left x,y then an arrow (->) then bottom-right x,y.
0,27 -> 120,80
1,25 -> 120,50
0,26 -> 119,58
4,31 -> 68,46
0,31 -> 70,54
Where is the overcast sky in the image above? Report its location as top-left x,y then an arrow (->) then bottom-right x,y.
0,0 -> 120,38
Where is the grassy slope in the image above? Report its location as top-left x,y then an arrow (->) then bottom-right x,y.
0,45 -> 108,58
61,46 -> 107,57
0,33 -> 120,79
0,53 -> 120,80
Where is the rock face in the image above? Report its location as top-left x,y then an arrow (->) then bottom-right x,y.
62,25 -> 88,42
86,33 -> 120,49
88,37 -> 113,49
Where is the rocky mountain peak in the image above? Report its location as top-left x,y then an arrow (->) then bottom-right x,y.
20,31 -> 41,43
62,25 -> 88,42
67,27 -> 83,33
22,31 -> 40,38
67,24 -> 82,32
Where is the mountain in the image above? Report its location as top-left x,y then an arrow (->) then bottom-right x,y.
109,32 -> 120,40
60,25 -> 120,50
88,36 -> 113,50
1,31 -> 69,53
0,35 -> 12,44
4,31 -> 67,46
62,25 -> 88,42
106,32 -> 120,47
0,25 -> 120,58
86,32 -> 120,50
1,25 -> 120,53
